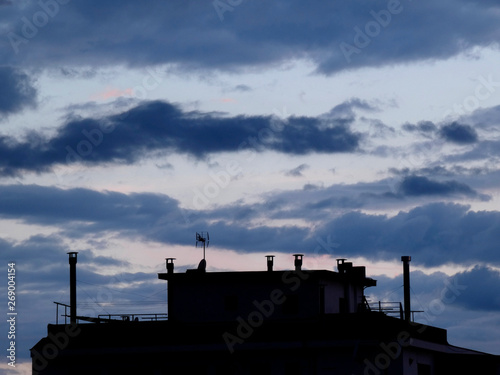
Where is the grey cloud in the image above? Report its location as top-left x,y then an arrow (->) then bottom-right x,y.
315,203 -> 500,267
397,175 -> 489,200
402,121 -> 438,137
1,185 -> 499,267
446,140 -> 500,162
0,66 -> 37,117
232,84 -> 252,92
214,175 -> 490,225
323,98 -> 379,120
0,100 -> 362,176
285,163 -> 310,177
367,120 -> 395,139
452,266 -> 500,311
389,165 -> 491,178
3,1 -> 498,74
442,104 -> 500,162
439,122 -> 478,144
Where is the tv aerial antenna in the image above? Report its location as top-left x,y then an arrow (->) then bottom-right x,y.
196,232 -> 209,260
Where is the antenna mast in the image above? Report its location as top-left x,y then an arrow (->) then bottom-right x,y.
196,232 -> 210,260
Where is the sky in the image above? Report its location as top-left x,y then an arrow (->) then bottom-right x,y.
1,0 -> 500,371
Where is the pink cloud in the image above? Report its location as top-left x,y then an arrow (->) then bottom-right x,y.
90,87 -> 134,101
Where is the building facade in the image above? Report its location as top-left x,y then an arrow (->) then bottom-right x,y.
31,255 -> 500,374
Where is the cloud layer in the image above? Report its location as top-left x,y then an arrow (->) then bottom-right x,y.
0,184 -> 498,267
1,1 -> 499,73
0,66 -> 37,117
0,100 -> 361,176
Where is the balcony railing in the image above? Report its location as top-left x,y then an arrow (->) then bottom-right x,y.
97,313 -> 168,322
368,301 -> 404,319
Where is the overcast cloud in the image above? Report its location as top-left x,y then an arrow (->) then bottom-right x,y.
1,1 -> 499,74
1,0 -> 500,365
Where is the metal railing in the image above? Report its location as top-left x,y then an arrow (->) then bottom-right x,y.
53,302 -> 70,324
368,301 -> 404,320
368,301 -> 424,322
97,313 -> 168,322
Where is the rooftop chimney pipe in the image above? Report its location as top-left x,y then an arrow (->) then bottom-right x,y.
401,256 -> 411,323
166,258 -> 175,274
68,252 -> 78,325
293,254 -> 304,271
265,255 -> 275,272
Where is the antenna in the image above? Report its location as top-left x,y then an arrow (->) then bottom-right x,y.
196,232 -> 209,260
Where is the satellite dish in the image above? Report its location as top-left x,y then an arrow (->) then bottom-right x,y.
197,259 -> 206,272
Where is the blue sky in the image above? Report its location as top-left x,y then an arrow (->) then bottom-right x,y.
1,0 -> 500,371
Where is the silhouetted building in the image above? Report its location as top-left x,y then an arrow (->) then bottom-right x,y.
31,254 -> 500,374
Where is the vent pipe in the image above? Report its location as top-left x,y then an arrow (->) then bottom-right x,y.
68,252 -> 78,325
265,255 -> 275,272
401,256 -> 411,323
166,258 -> 175,274
293,254 -> 304,271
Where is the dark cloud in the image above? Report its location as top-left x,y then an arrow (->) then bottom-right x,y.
0,184 -> 183,232
398,175 -> 489,200
441,105 -> 500,162
389,165 -> 491,178
390,166 -> 450,177
323,98 -> 379,120
0,66 -> 37,117
402,121 -> 437,136
212,175 -> 491,225
439,122 -> 478,144
465,104 -> 500,132
367,120 -> 395,139
232,84 -> 252,92
285,163 -> 310,177
3,1 -> 498,74
316,203 -> 500,267
57,67 -> 98,79
0,100 -> 362,176
445,139 -> 500,163
1,185 -> 499,267
452,266 -> 500,311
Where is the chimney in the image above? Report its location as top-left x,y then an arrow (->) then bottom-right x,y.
265,255 -> 275,272
336,258 -> 347,273
401,256 -> 411,323
166,258 -> 175,274
293,254 -> 304,271
68,252 -> 78,325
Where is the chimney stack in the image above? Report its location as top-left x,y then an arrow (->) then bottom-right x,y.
68,252 -> 78,325
265,255 -> 275,272
166,258 -> 175,274
293,254 -> 304,271
401,256 -> 411,323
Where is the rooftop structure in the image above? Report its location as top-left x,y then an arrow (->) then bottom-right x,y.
31,249 -> 500,375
